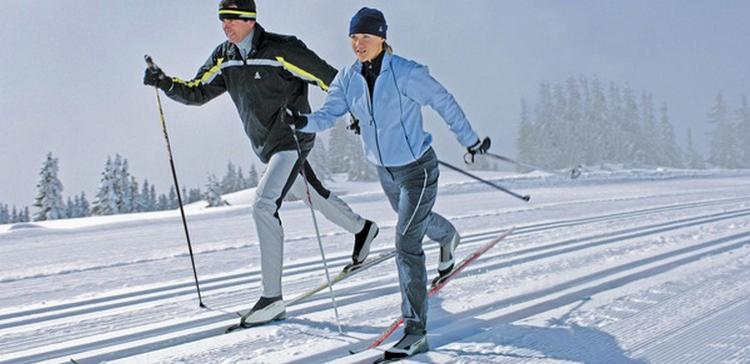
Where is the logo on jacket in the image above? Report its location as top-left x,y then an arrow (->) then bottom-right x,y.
254,71 -> 261,80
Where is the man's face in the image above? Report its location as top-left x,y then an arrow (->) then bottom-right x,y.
350,33 -> 384,62
222,18 -> 255,44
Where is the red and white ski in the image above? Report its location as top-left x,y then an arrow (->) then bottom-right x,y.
358,227 -> 515,357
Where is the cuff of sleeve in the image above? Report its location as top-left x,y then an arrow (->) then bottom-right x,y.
463,133 -> 480,148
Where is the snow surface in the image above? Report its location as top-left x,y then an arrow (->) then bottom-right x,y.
1,168 -> 749,363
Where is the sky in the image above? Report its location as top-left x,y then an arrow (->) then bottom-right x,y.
1,0 -> 749,207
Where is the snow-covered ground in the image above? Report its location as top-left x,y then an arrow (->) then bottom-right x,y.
1,168 -> 749,364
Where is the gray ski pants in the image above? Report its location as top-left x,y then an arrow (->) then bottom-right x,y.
376,148 -> 456,335
254,150 -> 366,297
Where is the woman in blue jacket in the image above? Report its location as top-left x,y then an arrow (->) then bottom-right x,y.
284,7 -> 490,360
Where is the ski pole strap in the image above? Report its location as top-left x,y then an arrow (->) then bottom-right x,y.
464,152 -> 474,164
437,159 -> 530,202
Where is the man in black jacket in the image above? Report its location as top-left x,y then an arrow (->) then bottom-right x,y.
143,0 -> 379,326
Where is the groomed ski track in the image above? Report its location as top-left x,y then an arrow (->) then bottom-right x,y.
1,171 -> 749,363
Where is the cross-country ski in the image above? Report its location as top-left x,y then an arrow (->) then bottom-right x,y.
362,228 -> 515,362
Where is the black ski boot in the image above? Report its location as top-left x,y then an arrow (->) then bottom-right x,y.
345,220 -> 379,272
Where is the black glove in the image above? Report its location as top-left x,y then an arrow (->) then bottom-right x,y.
347,114 -> 361,135
468,137 -> 491,155
143,66 -> 173,91
281,106 -> 308,129
466,137 -> 491,162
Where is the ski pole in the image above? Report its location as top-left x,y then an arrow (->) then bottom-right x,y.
284,111 -> 344,334
437,159 -> 531,202
485,152 -> 582,179
144,55 -> 205,308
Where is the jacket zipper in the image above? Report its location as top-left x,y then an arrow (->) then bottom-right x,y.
361,72 -> 386,168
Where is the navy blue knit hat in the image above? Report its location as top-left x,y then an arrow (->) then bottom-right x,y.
349,7 -> 387,38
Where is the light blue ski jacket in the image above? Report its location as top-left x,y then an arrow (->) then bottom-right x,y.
302,52 -> 479,167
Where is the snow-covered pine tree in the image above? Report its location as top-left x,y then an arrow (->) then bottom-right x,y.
247,164 -> 259,188
72,195 -> 82,218
236,167 -> 246,191
156,194 -> 169,211
167,186 -> 178,209
708,92 -> 739,168
561,77 -> 584,168
149,185 -> 157,211
0,204 -> 9,224
346,132 -> 377,181
204,174 -> 226,207
606,83 -> 624,164
113,155 -> 133,213
92,156 -> 120,215
128,177 -> 141,213
77,192 -> 91,217
140,180 -> 153,212
324,118 -> 376,180
308,138 -> 333,182
684,128 -> 705,169
735,96 -> 750,168
621,85 -> 643,166
33,152 -> 66,221
531,82 -> 556,168
546,83 -> 567,169
11,206 -> 19,223
640,92 -> 659,166
327,119 -> 353,174
65,197 -> 76,219
516,98 -> 535,172
188,188 -> 202,203
221,161 -> 238,194
656,103 -> 683,168
586,78 -> 609,165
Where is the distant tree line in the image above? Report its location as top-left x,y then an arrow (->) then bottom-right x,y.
1,124 -> 376,224
514,76 -> 750,171
0,154 -> 263,224
0,205 -> 30,224
706,93 -> 750,168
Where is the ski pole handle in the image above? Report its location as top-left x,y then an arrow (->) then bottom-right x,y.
144,54 -> 159,71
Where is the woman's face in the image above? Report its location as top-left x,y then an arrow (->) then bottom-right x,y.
350,33 -> 384,62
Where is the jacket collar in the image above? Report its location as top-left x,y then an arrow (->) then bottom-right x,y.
250,23 -> 265,55
226,23 -> 264,59
353,50 -> 392,74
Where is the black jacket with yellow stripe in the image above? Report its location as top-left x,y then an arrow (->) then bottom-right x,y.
165,24 -> 336,163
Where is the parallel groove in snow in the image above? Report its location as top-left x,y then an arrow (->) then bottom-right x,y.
2,195 -> 744,325
2,200 -> 749,363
